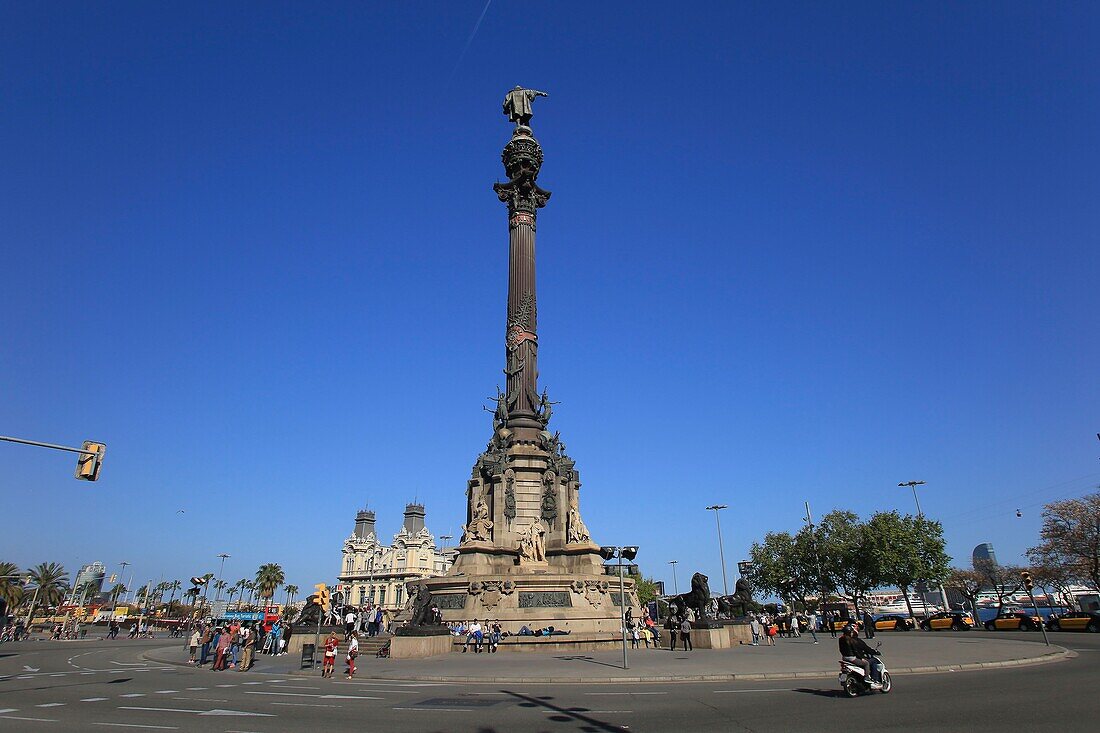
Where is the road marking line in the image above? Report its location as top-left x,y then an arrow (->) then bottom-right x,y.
243,691 -> 383,700
585,692 -> 667,696
119,707 -> 204,714
241,681 -> 265,685
713,689 -> 790,693
120,693 -> 146,698
393,707 -> 473,712
215,684 -> 237,688
184,687 -> 207,691
81,698 -> 109,702
154,690 -> 179,694
36,703 -> 66,707
270,702 -> 341,708
0,708 -> 17,714
545,709 -> 633,713
93,724 -> 178,730
49,673 -> 66,677
0,714 -> 58,722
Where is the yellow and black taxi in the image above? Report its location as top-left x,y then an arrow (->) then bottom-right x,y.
1047,611 -> 1100,632
984,609 -> 1044,631
873,614 -> 916,631
920,611 -> 976,631
825,617 -> 862,632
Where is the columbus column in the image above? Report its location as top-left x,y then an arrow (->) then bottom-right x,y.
406,88 -> 638,639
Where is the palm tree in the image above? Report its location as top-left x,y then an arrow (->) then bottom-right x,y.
184,586 -> 200,610
165,580 -> 182,614
284,584 -> 299,608
26,562 -> 69,616
244,580 -> 256,609
230,579 -> 247,610
212,579 -> 227,604
0,561 -> 25,611
107,583 -> 127,605
254,564 -> 285,604
198,572 -> 215,611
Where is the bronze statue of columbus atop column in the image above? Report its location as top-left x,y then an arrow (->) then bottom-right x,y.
494,88 -> 552,433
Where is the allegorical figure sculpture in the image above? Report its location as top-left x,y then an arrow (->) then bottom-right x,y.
463,492 -> 494,543
567,502 -> 591,544
671,572 -> 712,622
502,86 -> 548,127
518,519 -> 546,563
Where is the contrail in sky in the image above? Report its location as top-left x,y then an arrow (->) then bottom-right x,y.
450,0 -> 493,79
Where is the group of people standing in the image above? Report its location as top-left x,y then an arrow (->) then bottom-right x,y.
321,630 -> 359,679
343,606 -> 386,638
187,618 -> 293,671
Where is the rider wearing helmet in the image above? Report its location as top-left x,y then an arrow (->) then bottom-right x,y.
839,624 -> 880,684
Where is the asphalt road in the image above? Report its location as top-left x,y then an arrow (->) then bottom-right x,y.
0,631 -> 1096,732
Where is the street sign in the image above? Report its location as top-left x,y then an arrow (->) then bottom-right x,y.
224,611 -> 262,622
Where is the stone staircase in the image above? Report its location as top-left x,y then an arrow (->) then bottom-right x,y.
358,633 -> 391,656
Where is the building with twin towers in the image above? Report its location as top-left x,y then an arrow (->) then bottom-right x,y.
336,504 -> 454,615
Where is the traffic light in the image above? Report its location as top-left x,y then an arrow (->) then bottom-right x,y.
75,441 -> 106,481
315,583 -> 330,612
1021,571 -> 1034,592
108,574 -> 117,584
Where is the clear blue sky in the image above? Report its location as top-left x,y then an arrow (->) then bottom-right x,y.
2,2 -> 1097,597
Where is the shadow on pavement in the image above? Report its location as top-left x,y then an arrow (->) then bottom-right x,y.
503,690 -> 628,732
553,655 -> 623,670
792,687 -> 845,698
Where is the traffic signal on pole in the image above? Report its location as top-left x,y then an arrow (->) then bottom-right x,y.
109,574 -> 117,584
1021,571 -> 1034,591
315,583 -> 330,612
75,441 -> 106,481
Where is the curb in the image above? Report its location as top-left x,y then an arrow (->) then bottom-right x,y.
142,645 -> 1072,685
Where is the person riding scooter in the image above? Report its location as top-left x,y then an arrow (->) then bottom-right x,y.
839,624 -> 880,686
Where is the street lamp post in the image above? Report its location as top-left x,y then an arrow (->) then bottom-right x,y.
214,554 -> 230,604
706,505 -> 730,597
110,561 -> 130,623
898,481 -> 926,518
669,560 -> 679,595
600,546 -> 639,670
897,481 -> 949,614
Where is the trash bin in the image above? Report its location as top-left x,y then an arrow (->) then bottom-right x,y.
300,643 -> 315,669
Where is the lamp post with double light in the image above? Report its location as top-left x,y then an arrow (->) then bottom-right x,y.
600,545 -> 639,670
706,505 -> 730,597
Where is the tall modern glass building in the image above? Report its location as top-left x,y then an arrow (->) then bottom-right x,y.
73,562 -> 106,598
972,543 -> 998,567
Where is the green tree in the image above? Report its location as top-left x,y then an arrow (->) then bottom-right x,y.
255,564 -> 285,601
868,512 -> 950,619
107,583 -> 127,606
284,584 -> 299,608
820,510 -> 882,614
748,527 -> 829,608
26,562 -> 70,613
628,574 -> 659,607
1027,491 -> 1100,593
0,561 -> 25,611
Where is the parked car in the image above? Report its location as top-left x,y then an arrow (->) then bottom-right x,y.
1047,611 -> 1100,632
873,614 -> 915,631
920,612 -> 975,631
985,609 -> 1043,631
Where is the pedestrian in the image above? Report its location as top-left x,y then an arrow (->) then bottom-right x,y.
254,622 -> 266,656
765,619 -> 776,646
863,610 -> 876,639
828,610 -> 838,638
344,609 -> 357,640
188,628 -> 200,664
268,619 -> 282,656
128,622 -> 138,639
749,615 -> 762,645
199,624 -> 214,667
630,622 -> 640,649
322,631 -> 339,678
679,617 -> 693,651
213,627 -> 231,671
345,632 -> 359,679
666,614 -> 679,651
463,619 -> 481,653
806,611 -> 819,644
238,625 -> 254,672
228,625 -> 240,668
281,620 -> 293,655
373,606 -> 384,635
489,622 -> 501,653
